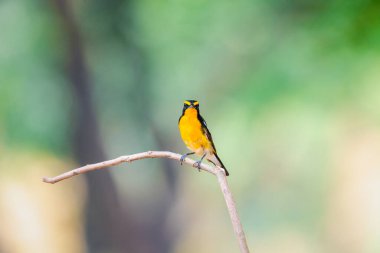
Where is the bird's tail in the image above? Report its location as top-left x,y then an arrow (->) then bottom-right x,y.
208,153 -> 230,176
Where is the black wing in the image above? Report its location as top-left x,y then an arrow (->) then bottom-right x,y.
198,113 -> 229,175
197,114 -> 217,153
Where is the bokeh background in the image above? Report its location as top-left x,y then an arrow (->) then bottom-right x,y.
1,0 -> 380,252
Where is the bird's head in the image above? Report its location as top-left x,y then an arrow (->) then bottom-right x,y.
182,100 -> 199,114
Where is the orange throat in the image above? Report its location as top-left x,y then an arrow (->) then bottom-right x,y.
179,108 -> 212,154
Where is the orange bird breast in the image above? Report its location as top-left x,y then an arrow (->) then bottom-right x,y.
178,108 -> 212,154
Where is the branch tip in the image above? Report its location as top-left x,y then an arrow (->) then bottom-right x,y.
42,177 -> 53,184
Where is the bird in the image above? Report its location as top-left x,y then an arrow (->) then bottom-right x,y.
178,100 -> 229,176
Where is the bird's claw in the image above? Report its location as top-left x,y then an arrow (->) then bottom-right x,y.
193,161 -> 202,172
180,155 -> 187,165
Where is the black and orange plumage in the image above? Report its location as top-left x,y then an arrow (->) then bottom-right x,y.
178,100 -> 229,176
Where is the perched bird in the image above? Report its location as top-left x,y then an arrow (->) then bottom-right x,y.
178,100 -> 229,176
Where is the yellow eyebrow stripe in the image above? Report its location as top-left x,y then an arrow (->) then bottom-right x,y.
193,101 -> 199,106
184,100 -> 191,105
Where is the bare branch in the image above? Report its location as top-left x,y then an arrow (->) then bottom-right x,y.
215,169 -> 250,253
42,150 -> 250,253
43,151 -> 215,184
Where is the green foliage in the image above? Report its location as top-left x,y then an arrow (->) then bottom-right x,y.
1,0 -> 380,252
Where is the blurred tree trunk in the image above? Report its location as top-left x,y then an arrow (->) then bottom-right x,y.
88,0 -> 181,252
51,1 -> 140,252
52,0 -> 179,252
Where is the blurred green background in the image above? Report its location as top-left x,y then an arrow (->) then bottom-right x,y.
1,0 -> 380,252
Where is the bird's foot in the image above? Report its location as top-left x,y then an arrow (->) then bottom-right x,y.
180,152 -> 195,165
180,154 -> 187,165
193,161 -> 202,172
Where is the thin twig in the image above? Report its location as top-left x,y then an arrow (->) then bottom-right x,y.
42,151 -> 250,253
